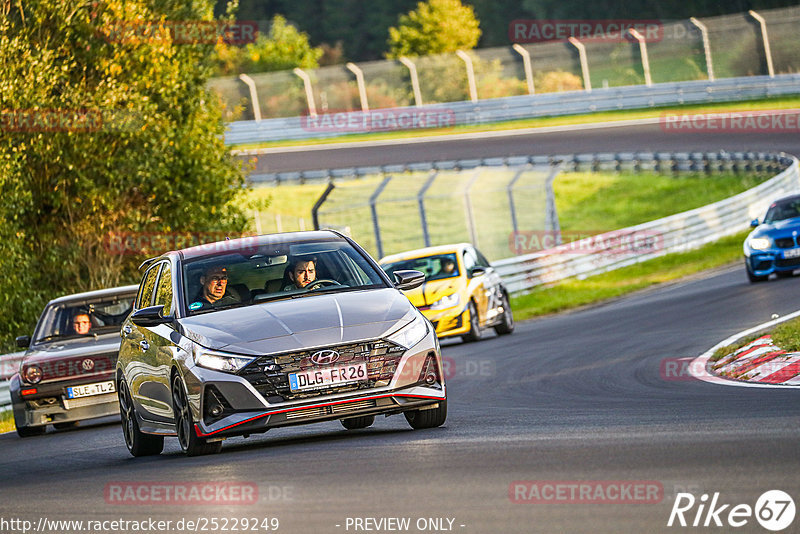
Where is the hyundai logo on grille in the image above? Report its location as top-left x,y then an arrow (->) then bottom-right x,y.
81,358 -> 95,371
310,350 -> 340,365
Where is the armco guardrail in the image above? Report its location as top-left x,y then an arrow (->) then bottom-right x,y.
0,351 -> 23,410
224,74 -> 800,145
494,153 -> 800,294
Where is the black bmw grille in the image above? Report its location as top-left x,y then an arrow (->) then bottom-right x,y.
776,257 -> 800,268
774,237 -> 796,248
238,340 -> 406,401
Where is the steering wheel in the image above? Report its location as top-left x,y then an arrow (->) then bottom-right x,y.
305,279 -> 342,290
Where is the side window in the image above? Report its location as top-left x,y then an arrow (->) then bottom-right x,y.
154,263 -> 173,314
136,265 -> 160,309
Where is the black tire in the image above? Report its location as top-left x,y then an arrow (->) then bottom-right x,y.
15,424 -> 46,438
461,301 -> 482,342
172,374 -> 222,456
119,378 -> 163,457
493,293 -> 515,336
746,264 -> 768,283
404,399 -> 447,429
53,421 -> 79,430
340,415 -> 375,430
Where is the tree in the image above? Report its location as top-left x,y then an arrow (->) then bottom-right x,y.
386,0 -> 481,59
214,15 -> 323,75
0,0 -> 250,348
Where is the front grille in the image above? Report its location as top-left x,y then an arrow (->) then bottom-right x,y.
776,257 -> 800,268
239,340 -> 406,402
775,237 -> 796,248
30,353 -> 117,382
754,260 -> 773,270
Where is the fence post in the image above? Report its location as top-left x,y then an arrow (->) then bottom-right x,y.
399,57 -> 424,107
346,62 -> 370,112
238,74 -> 262,121
293,67 -> 318,116
545,162 -> 563,244
311,181 -> 335,230
748,10 -> 775,78
418,170 -> 438,247
628,28 -> 652,87
689,18 -> 715,81
512,44 -> 535,95
463,168 -> 481,247
370,176 -> 393,258
456,50 -> 479,103
568,37 -> 592,92
506,167 -> 526,255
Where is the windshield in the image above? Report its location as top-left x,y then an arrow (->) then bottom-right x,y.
182,237 -> 388,316
32,294 -> 135,345
764,198 -> 800,223
381,253 -> 459,282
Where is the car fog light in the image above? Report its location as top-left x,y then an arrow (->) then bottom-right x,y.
209,404 -> 223,417
24,365 -> 42,384
425,372 -> 437,385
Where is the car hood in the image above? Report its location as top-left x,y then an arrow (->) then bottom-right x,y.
402,278 -> 462,308
750,218 -> 800,238
23,334 -> 121,365
178,288 -> 416,355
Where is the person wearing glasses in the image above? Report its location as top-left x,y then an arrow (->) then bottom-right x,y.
72,312 -> 92,335
192,265 -> 239,309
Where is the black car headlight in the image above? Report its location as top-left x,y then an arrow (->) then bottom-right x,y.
195,349 -> 254,373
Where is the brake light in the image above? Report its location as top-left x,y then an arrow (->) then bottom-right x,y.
21,388 -> 37,396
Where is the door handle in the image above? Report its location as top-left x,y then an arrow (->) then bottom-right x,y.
139,340 -> 150,352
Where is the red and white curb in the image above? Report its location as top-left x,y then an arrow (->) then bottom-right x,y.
689,309 -> 800,389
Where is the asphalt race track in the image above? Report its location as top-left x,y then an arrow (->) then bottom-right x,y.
244,117 -> 800,173
3,121 -> 800,533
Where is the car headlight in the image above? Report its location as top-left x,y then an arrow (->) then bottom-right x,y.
429,293 -> 460,310
748,237 -> 771,250
387,315 -> 429,349
24,365 -> 42,384
195,349 -> 254,373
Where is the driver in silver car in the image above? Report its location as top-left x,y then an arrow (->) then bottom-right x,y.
284,256 -> 317,290
194,265 -> 239,307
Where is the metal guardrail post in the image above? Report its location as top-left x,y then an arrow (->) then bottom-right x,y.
545,162 -> 563,244
748,10 -> 775,78
370,176 -> 393,258
628,28 -> 652,87
463,168 -> 481,247
346,62 -> 370,112
568,37 -> 592,92
689,18 -> 715,82
456,50 -> 479,103
512,44 -> 535,95
293,67 -> 318,117
418,170 -> 438,248
506,167 -> 526,255
311,181 -> 335,230
399,57 -> 423,107
238,74 -> 262,122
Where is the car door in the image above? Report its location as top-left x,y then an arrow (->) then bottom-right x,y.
473,247 -> 505,323
143,261 -> 179,422
462,247 -> 489,326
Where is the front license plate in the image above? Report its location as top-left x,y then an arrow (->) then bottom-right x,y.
784,248 -> 800,259
66,381 -> 116,399
289,362 -> 368,392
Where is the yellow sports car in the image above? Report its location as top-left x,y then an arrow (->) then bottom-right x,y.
380,244 -> 514,342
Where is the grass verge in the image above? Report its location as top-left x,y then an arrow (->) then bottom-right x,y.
510,231 -> 748,321
0,409 -> 14,434
231,96 -> 800,150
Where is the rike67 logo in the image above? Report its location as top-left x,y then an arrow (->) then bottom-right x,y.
668,490 -> 795,531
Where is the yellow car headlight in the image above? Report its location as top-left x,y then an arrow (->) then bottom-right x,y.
429,293 -> 460,310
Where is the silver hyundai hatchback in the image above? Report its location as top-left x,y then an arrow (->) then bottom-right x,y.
117,231 -> 446,456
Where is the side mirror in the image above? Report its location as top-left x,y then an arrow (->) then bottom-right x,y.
750,218 -> 760,228
393,270 -> 425,291
131,305 -> 172,327
469,266 -> 486,278
15,335 -> 30,349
